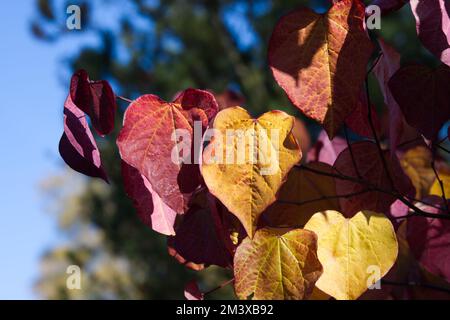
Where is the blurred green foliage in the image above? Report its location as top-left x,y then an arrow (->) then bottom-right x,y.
32,0 -> 433,299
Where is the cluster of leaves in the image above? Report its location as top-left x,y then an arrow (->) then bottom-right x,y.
59,0 -> 450,300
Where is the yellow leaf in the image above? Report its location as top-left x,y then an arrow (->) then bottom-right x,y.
399,146 -> 435,198
201,107 -> 301,237
430,172 -> 450,198
304,210 -> 398,300
234,228 -> 322,300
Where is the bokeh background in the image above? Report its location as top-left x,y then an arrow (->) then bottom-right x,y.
0,0 -> 445,299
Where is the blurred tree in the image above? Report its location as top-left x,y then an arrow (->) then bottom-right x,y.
32,0 -> 432,299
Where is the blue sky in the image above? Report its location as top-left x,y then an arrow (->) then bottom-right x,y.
0,1 -> 69,299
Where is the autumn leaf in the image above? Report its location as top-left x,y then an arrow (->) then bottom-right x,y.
373,38 -> 405,152
304,210 -> 398,300
268,0 -> 373,138
410,0 -> 450,67
167,204 -> 232,271
70,69 -> 117,136
334,141 -> 415,217
399,145 -> 436,199
201,107 -> 301,238
261,162 -> 340,228
117,90 -> 218,213
121,161 -> 176,236
389,64 -> 450,140
59,95 -> 108,182
234,228 -> 322,300
407,196 -> 450,283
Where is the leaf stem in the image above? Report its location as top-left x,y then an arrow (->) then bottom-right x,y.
116,95 -> 133,103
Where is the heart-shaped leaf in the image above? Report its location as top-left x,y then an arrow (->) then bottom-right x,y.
268,0 -> 373,138
234,227 -> 323,300
201,107 -> 301,237
389,64 -> 450,140
410,0 -> 450,67
304,210 -> 398,300
117,90 -> 218,213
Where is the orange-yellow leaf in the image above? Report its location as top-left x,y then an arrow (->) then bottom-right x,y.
201,107 -> 301,237
234,228 -> 322,300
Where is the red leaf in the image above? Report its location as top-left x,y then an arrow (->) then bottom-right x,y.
268,0 -> 373,138
407,196 -> 450,283
59,95 -> 108,182
369,0 -> 408,15
121,161 -> 176,236
373,38 -> 405,152
184,280 -> 204,300
117,90 -> 218,213
410,0 -> 450,67
345,88 -> 381,137
389,64 -> 450,140
333,141 -> 415,217
307,130 -> 347,165
70,69 -> 117,136
167,205 -> 232,270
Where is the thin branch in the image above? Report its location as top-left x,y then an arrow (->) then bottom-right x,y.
296,164 -> 450,220
430,145 -> 449,213
436,144 -> 450,154
396,137 -> 422,150
203,278 -> 234,297
277,189 -> 372,207
343,124 -> 362,179
116,95 -> 133,103
381,279 -> 450,296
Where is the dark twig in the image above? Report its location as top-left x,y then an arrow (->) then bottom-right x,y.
203,278 -> 234,297
116,95 -> 133,103
343,124 -> 362,179
430,145 -> 449,213
278,189 -> 372,207
296,164 -> 450,220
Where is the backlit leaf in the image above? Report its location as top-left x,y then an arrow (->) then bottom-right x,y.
168,204 -> 232,270
407,196 -> 450,282
304,210 -> 398,300
201,107 -> 301,237
399,145 -> 436,199
430,172 -> 450,198
70,69 -> 117,136
121,161 -> 176,236
234,228 -> 322,300
268,0 -> 373,138
373,38 -> 405,152
389,64 -> 450,140
334,141 -> 415,217
117,90 -> 218,213
410,0 -> 450,67
59,95 -> 108,182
